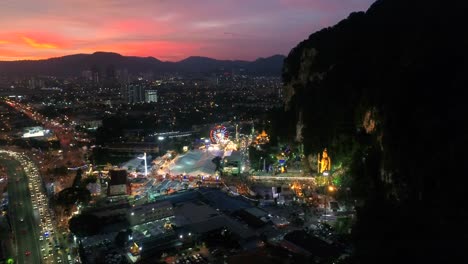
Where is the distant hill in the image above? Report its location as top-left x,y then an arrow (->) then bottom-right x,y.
0,52 -> 285,76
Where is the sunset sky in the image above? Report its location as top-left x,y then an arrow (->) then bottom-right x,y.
0,0 -> 374,61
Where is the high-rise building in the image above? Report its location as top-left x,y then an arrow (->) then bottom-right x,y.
82,70 -> 93,81
28,78 -> 35,89
108,169 -> 128,196
145,90 -> 158,103
127,83 -> 145,104
93,72 -> 100,84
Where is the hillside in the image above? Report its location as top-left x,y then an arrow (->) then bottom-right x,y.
0,52 -> 285,76
282,0 -> 467,262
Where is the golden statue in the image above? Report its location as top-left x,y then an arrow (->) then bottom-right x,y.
130,242 -> 141,256
318,148 -> 331,173
164,221 -> 173,230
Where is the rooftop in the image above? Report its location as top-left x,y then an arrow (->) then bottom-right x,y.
173,201 -> 220,226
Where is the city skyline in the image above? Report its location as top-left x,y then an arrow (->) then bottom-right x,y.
0,0 -> 374,61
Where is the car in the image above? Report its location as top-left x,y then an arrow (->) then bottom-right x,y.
25,250 -> 31,256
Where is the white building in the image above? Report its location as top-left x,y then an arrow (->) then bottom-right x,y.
145,90 -> 158,103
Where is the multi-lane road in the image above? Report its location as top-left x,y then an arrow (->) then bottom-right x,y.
1,150 -> 71,264
1,155 -> 41,264
2,99 -> 85,168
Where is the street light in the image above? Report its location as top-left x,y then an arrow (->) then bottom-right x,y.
324,185 -> 336,215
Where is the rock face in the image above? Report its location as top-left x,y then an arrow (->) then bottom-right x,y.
282,0 -> 467,262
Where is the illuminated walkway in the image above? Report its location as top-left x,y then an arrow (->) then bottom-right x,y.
250,175 -> 315,181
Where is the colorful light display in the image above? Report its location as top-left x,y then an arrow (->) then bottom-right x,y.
210,125 -> 229,144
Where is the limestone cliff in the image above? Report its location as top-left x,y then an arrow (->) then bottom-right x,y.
282,0 -> 468,262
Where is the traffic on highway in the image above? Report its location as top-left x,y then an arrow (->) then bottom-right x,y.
1,150 -> 76,264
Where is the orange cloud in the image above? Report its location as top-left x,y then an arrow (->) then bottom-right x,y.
0,40 -> 9,44
22,36 -> 57,49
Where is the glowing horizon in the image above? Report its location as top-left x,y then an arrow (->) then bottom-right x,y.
0,0 -> 374,62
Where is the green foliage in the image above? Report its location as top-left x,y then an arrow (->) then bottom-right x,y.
211,156 -> 222,172
82,175 -> 97,186
69,213 -> 100,237
115,229 -> 132,247
72,169 -> 82,187
248,145 -> 277,171
334,217 -> 353,234
55,187 -> 91,207
331,175 -> 342,186
282,0 -> 468,262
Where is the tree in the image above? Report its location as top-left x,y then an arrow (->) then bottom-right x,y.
56,187 -> 91,207
69,214 -> 100,237
115,229 -> 132,247
211,156 -> 222,172
82,175 -> 97,186
72,169 -> 82,188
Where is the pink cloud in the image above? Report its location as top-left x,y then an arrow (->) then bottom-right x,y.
0,0 -> 374,61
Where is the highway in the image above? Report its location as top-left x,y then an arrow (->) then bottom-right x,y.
2,99 -> 85,168
1,156 -> 41,264
1,150 -> 72,264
